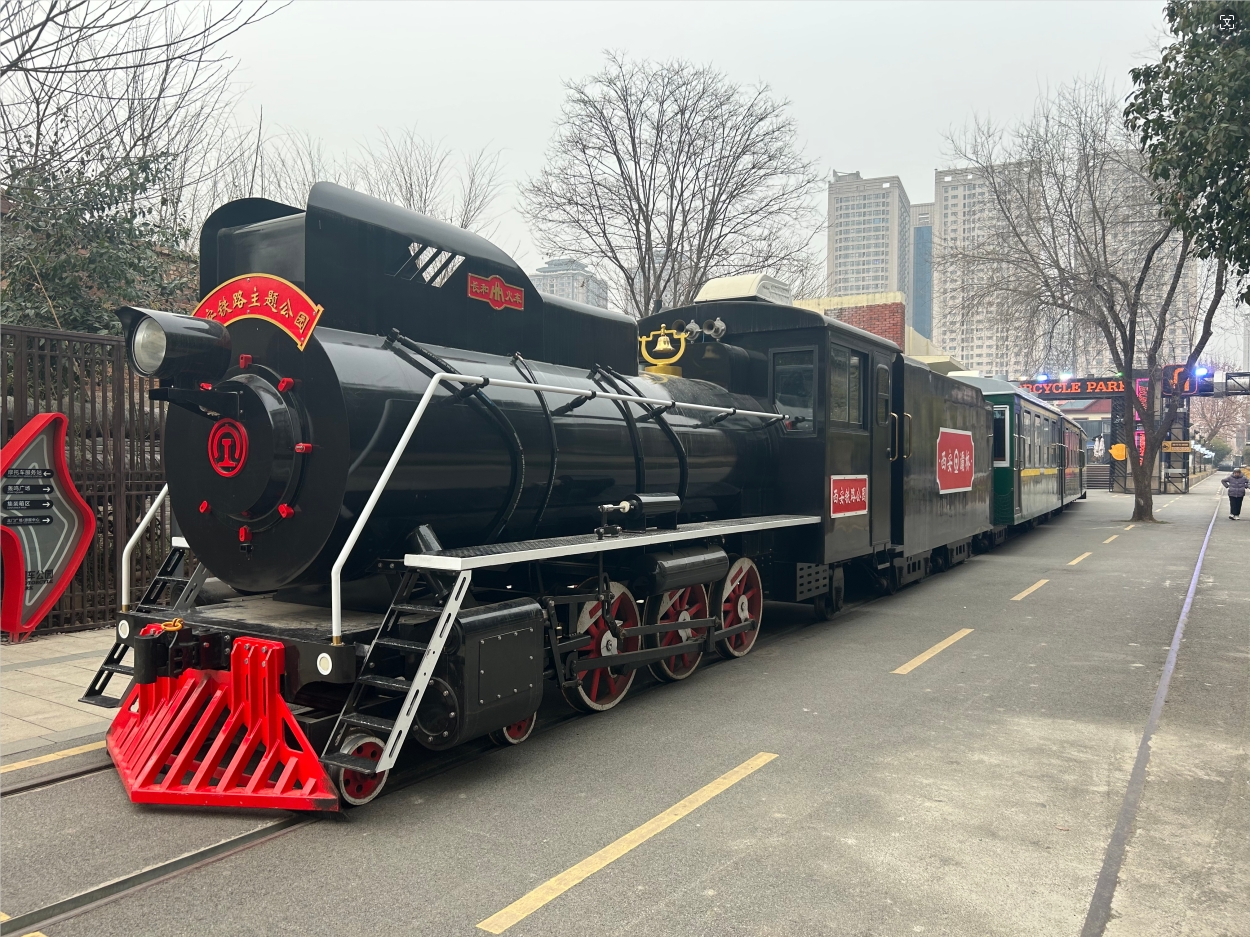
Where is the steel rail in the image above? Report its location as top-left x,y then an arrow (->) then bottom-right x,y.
330,371 -> 786,641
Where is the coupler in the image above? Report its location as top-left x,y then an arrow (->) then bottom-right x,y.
108,622 -> 338,811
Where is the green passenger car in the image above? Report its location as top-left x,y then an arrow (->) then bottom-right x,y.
954,376 -> 1086,528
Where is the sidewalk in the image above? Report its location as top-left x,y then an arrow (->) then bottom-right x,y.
0,628 -> 120,756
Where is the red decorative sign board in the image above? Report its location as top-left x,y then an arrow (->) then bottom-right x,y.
1,413 -> 97,639
937,428 -> 975,494
194,274 -> 324,350
467,273 -> 525,311
208,418 -> 249,477
830,475 -> 868,517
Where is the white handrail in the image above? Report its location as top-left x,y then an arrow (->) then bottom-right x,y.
121,484 -> 169,613
329,371 -> 784,641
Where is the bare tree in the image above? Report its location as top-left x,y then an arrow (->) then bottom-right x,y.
2,2 -> 275,179
1191,383 -> 1247,447
939,79 -> 1227,521
523,53 -> 821,318
349,127 -> 503,235
1,2 -> 278,329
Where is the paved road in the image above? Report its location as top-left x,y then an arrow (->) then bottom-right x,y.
2,480 -> 1246,936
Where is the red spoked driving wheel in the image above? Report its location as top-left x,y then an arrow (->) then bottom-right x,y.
490,712 -> 538,746
714,557 -> 763,660
646,584 -> 709,682
561,582 -> 641,713
330,732 -> 388,806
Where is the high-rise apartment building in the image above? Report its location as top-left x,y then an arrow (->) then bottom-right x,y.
910,202 -> 933,340
530,258 -> 611,309
932,165 -> 1204,379
827,172 -> 911,316
931,169 -> 1014,376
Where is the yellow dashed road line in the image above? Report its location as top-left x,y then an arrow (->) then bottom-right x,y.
891,629 -> 975,675
478,753 -> 779,933
0,740 -> 107,775
1011,579 -> 1049,601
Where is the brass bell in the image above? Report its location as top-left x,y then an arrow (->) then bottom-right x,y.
654,332 -> 674,354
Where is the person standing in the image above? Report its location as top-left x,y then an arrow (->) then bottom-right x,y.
1223,466 -> 1247,520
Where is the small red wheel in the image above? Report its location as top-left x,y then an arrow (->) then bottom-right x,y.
561,581 -> 641,713
330,731 -> 388,806
646,584 -> 709,682
490,711 -> 538,746
714,557 -> 763,659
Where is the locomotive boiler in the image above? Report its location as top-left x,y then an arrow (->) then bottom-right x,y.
83,182 -> 1084,812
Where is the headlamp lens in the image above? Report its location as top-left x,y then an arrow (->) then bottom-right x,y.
132,317 -> 167,374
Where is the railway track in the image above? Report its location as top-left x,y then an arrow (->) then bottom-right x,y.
0,594 -> 887,936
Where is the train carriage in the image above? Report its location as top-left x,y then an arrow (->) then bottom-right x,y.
952,376 -> 1086,530
79,183 -> 1079,812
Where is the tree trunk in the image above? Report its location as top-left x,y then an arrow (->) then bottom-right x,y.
1130,446 -> 1157,520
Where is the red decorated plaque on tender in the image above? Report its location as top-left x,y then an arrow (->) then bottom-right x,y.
194,274 -> 324,350
829,475 -> 868,517
467,273 -> 525,311
937,428 -> 975,494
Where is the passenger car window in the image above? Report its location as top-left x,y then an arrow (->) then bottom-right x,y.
992,407 -> 1008,464
772,349 -> 814,433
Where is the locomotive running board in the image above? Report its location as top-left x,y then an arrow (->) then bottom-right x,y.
402,514 -> 820,572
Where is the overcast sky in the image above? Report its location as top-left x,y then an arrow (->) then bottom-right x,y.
223,0 -> 1171,272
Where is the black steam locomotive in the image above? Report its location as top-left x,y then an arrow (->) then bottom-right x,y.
83,184 -> 1083,811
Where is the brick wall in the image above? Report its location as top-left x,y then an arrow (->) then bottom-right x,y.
832,301 -> 905,347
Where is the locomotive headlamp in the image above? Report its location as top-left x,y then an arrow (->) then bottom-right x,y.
116,307 -> 232,381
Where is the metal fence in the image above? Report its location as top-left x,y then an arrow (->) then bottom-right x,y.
2,324 -> 169,632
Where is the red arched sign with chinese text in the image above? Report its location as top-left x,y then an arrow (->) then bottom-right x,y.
193,274 -> 324,350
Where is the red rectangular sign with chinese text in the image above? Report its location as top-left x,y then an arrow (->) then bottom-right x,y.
830,475 -> 868,517
936,428 -> 974,494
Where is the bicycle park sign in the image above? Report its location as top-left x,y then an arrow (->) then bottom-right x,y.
1017,368 -> 1250,401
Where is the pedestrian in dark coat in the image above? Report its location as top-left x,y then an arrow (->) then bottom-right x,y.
1223,467 -> 1247,520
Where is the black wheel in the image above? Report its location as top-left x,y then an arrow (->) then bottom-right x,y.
415,676 -> 460,750
490,712 -> 537,746
713,557 -> 763,659
646,584 -> 710,682
812,592 -> 837,622
877,565 -> 899,595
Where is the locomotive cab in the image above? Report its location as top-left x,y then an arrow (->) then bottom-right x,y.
638,281 -> 902,605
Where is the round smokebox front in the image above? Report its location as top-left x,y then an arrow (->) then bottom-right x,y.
166,320 -> 349,592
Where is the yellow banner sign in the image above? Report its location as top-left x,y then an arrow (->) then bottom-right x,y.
1161,440 -> 1192,453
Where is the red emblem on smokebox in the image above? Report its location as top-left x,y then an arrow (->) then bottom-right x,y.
208,418 -> 248,478
467,273 -> 525,311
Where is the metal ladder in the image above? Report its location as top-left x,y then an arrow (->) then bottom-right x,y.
79,542 -> 209,708
321,569 -> 472,776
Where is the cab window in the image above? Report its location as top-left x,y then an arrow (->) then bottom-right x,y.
875,365 -> 890,426
829,344 -> 864,427
772,349 -> 815,433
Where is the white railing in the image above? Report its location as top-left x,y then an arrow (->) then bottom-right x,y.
330,372 -> 784,641
120,484 -> 169,613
